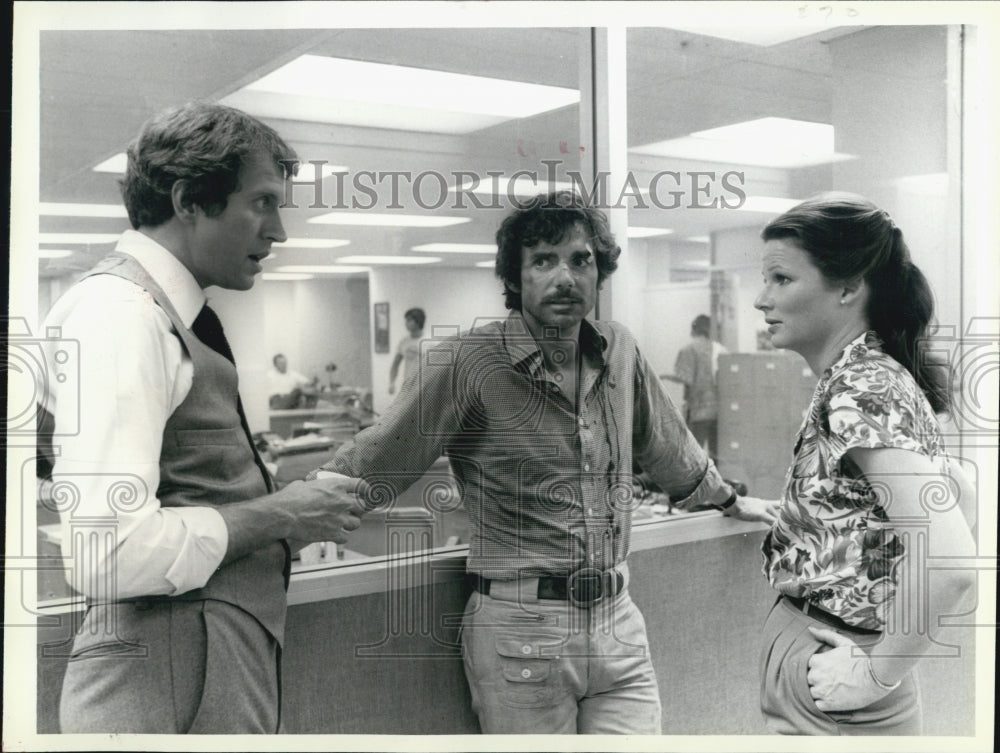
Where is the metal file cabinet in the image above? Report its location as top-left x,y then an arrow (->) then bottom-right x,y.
716,352 -> 817,499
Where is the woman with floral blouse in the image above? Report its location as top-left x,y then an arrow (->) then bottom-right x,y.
752,192 -> 976,734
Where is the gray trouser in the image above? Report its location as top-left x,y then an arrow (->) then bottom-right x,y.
759,596 -> 921,735
60,599 -> 280,733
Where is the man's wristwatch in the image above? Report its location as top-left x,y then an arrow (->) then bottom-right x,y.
715,489 -> 738,511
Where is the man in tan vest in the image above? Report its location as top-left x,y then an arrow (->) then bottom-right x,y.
39,102 -> 367,733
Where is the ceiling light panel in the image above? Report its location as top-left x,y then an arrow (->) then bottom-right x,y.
221,55 -> 580,135
39,203 -> 128,218
628,227 -> 674,238
39,233 -> 121,245
411,243 -> 496,254
276,265 -> 371,274
309,213 -> 469,228
262,272 -> 316,281
736,196 -> 801,213
335,256 -> 442,265
631,117 -> 855,169
92,153 -> 128,173
451,177 -> 581,199
91,153 -> 349,184
291,162 -> 349,183
274,238 -> 350,249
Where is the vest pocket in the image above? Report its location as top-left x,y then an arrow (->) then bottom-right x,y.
169,428 -> 254,487
175,428 -> 243,446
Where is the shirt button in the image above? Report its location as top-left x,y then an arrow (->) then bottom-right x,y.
587,508 -> 594,516
521,668 -> 532,679
521,645 -> 531,655
584,463 -> 591,471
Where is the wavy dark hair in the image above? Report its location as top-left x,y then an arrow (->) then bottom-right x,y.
404,307 -> 426,329
762,191 -> 951,413
494,191 -> 620,311
121,102 -> 298,229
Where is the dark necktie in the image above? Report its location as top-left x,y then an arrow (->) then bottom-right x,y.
191,304 -> 273,492
191,304 -> 289,587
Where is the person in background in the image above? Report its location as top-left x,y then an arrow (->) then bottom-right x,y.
388,307 -> 425,395
753,192 -> 976,735
38,102 -> 367,733
672,314 -> 727,458
267,352 -> 316,409
309,191 -> 777,734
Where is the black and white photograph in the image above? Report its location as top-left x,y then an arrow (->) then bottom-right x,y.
5,2 -> 998,750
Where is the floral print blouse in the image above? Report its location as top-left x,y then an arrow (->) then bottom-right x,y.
762,331 -> 947,630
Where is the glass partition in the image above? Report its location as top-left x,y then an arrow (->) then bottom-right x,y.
624,25 -> 960,499
35,27 -> 593,596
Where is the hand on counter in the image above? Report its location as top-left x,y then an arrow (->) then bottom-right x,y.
723,495 -> 780,525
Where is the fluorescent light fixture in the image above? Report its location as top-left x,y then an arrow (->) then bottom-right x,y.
736,196 -> 801,214
412,243 -> 496,254
276,265 -> 371,274
91,152 -> 349,183
290,163 -> 349,183
38,249 -> 74,259
475,261 -> 495,269
893,172 -> 949,195
93,153 -> 127,173
309,212 -> 469,228
274,238 -> 350,249
685,235 -> 711,244
221,55 -> 580,135
39,202 -> 128,218
450,176 -> 581,199
262,272 -> 315,281
335,256 -> 442,265
450,175 -> 649,201
38,233 -> 120,245
631,117 -> 855,169
628,227 -> 674,239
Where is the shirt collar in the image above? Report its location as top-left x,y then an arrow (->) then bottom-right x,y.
824,329 -> 882,379
501,311 -> 608,376
115,229 -> 206,328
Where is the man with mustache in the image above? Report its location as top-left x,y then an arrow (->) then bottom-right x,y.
309,191 -> 776,733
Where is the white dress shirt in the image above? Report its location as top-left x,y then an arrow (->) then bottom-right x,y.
266,367 -> 310,396
41,230 -> 230,599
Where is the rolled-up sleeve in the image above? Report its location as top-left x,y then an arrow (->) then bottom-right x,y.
308,339 -> 464,509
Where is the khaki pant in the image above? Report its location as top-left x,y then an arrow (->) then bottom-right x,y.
461,569 -> 661,734
759,597 -> 921,735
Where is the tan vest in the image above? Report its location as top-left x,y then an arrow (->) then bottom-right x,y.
78,252 -> 290,644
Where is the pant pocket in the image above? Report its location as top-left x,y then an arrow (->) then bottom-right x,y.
790,637 -> 848,724
494,634 -> 563,709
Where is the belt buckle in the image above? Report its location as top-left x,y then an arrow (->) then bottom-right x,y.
568,567 -> 605,607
